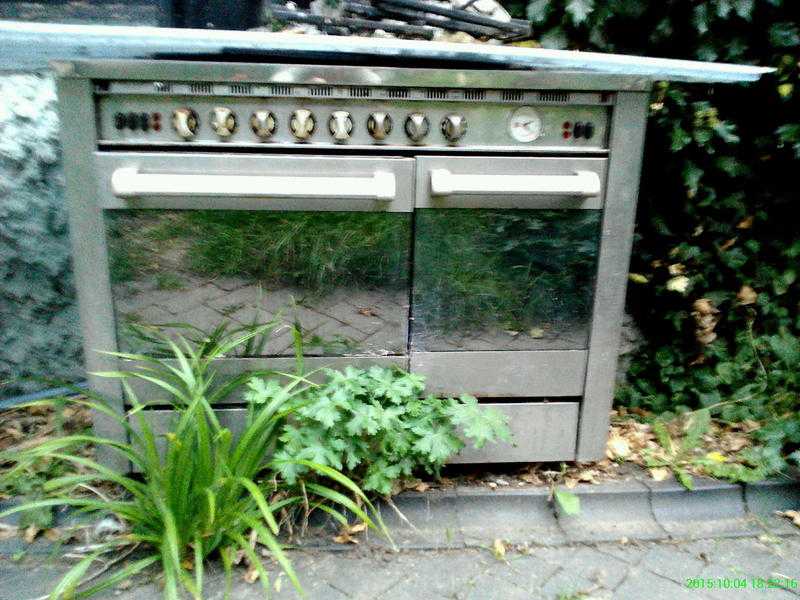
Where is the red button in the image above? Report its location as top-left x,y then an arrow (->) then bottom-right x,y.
562,121 -> 571,129
562,131 -> 571,139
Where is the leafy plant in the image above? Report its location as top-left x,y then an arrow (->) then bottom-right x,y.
643,408 -> 768,489
270,365 -> 512,495
0,325 -> 388,600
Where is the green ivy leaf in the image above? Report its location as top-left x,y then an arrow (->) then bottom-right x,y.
554,488 -> 581,516
526,0 -> 550,24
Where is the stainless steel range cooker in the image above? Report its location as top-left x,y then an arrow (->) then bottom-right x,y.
57,58 -> 648,469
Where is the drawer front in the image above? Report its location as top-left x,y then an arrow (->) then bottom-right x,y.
416,156 -> 608,209
95,153 -> 415,212
448,401 -> 579,463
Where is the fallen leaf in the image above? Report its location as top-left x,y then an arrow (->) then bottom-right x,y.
43,528 -> 62,542
719,237 -> 737,251
705,451 -> 727,463
357,307 -> 378,317
628,273 -> 649,284
649,467 -> 671,482
606,435 -> 631,460
491,538 -> 506,560
577,470 -> 597,484
244,565 -> 260,584
666,276 -> 690,294
777,510 -> 800,528
348,522 -> 367,534
528,327 -> 545,338
668,263 -> 686,275
332,532 -> 359,545
414,481 -> 430,493
23,525 -> 39,544
736,216 -> 754,229
737,285 -> 758,305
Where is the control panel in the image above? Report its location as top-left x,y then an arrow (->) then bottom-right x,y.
96,85 -> 611,151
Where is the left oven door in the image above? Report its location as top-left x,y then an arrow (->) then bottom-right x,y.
95,152 -> 414,361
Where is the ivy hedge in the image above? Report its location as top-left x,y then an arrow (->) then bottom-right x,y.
501,0 -> 799,471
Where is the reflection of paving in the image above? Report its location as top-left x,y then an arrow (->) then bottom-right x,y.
411,321 -> 589,352
112,276 -> 409,356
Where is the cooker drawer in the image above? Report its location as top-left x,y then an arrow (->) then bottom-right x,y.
95,153 -> 415,212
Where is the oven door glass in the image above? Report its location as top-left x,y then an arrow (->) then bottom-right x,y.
106,210 -> 411,357
411,208 -> 601,352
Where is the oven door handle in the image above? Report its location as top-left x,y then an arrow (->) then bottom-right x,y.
429,169 -> 601,197
110,167 -> 397,201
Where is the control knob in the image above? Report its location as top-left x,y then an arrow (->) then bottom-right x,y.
290,109 -> 315,141
367,112 -> 393,141
209,107 -> 237,138
404,113 -> 429,142
441,113 -> 467,143
172,108 -> 199,140
328,111 -> 354,141
250,110 -> 276,139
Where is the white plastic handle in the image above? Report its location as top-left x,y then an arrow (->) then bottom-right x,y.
111,167 -> 396,200
429,168 -> 601,197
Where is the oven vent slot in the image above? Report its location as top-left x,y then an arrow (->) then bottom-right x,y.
309,86 -> 332,97
386,88 -> 409,99
229,83 -> 253,95
501,90 -> 524,102
153,81 -> 172,93
463,89 -> 486,100
350,86 -> 371,98
538,91 -> 571,103
270,84 -> 293,95
190,82 -> 214,94
426,89 -> 448,100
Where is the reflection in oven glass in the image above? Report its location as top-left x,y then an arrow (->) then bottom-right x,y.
412,209 -> 601,352
105,210 -> 410,357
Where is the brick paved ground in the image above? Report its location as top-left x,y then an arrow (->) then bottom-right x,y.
2,535 -> 799,599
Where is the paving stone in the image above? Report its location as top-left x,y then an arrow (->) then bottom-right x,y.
360,323 -> 408,355
378,550 -> 489,599
647,478 -> 760,539
123,303 -> 173,326
556,480 -> 665,543
614,568 -> 706,600
489,552 -> 560,595
591,540 -> 651,565
319,300 -> 393,335
168,303 -> 227,332
158,283 -> 228,314
745,480 -> 800,536
638,541 -> 707,582
454,488 -> 566,546
370,491 -> 465,549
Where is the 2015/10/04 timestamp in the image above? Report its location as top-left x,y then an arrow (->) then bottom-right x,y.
686,576 -> 798,591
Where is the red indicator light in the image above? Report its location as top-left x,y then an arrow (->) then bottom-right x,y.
562,121 -> 571,129
153,122 -> 162,131
562,131 -> 571,139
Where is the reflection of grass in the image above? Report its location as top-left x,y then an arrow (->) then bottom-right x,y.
413,209 -> 601,333
106,211 -> 410,293
155,273 -> 184,290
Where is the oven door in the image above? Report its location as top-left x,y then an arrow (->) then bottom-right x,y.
95,153 -> 414,367
412,156 -> 607,398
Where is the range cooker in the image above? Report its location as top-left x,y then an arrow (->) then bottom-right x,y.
56,59 -> 649,469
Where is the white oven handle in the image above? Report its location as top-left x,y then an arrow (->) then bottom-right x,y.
110,167 -> 397,201
429,169 -> 601,198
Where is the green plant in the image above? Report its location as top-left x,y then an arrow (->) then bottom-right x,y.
271,365 -> 512,495
643,408 -> 768,489
0,325 -> 388,600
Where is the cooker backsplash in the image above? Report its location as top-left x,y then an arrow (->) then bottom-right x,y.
95,82 -> 611,151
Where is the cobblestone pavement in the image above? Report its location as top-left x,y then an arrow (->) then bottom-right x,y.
3,535 -> 799,599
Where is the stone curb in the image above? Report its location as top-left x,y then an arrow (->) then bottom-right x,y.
1,477 -> 798,555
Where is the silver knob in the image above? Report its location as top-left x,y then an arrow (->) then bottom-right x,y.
367,112 -> 393,141
250,110 -> 276,139
209,107 -> 237,138
171,108 -> 199,140
328,110 -> 354,142
441,113 -> 467,143
404,112 -> 429,142
290,109 -> 315,141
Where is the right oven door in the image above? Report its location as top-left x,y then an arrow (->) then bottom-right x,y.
412,156 -> 608,399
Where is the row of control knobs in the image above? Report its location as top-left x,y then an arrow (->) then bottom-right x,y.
171,108 -> 467,142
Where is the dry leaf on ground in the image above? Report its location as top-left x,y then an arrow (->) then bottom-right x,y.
491,538 -> 506,560
777,510 -> 800,528
649,467 -> 671,482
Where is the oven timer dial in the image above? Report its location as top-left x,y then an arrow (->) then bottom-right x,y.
171,108 -> 199,140
209,107 -> 237,138
290,109 -> 316,141
508,106 -> 543,143
441,113 -> 467,143
367,112 -> 392,141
